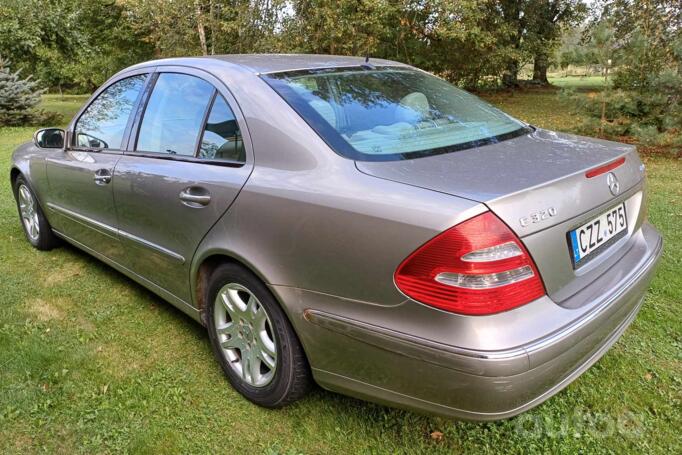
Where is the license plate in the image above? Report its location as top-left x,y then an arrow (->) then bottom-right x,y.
569,202 -> 627,268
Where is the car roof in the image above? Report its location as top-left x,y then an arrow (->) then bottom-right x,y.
207,54 -> 407,73
125,54 -> 408,75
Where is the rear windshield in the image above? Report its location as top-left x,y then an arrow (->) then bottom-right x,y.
262,66 -> 529,161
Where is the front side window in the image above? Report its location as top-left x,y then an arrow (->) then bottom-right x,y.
198,94 -> 245,162
75,75 -> 147,150
262,67 -> 529,161
137,73 -> 214,156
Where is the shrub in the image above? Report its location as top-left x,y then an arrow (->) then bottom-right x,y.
0,58 -> 62,127
565,71 -> 681,146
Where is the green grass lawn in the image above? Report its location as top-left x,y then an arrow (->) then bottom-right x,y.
39,95 -> 91,122
548,76 -> 609,91
480,89 -> 587,133
1,95 -> 680,454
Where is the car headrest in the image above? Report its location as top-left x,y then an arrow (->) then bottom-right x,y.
399,92 -> 430,118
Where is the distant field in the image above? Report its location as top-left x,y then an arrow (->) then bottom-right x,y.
548,75 -> 608,90
480,88 -> 585,133
40,94 -> 90,123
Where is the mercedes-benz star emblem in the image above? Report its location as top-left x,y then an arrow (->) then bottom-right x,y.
606,172 -> 620,196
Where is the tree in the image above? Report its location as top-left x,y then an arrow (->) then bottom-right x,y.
0,58 -> 60,126
527,0 -> 588,84
0,0 -> 155,93
497,0 -> 528,87
284,0 -> 523,88
495,0 -> 587,87
554,25 -> 588,74
285,0 -> 390,56
565,1 -> 682,147
392,0 -> 518,88
0,0 -> 82,91
121,0 -> 205,57
67,0 -> 155,90
0,0 -> 617,92
606,0 -> 682,91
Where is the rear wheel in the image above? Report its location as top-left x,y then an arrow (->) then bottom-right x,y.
206,263 -> 311,407
13,176 -> 59,250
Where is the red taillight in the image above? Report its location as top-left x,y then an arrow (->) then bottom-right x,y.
585,156 -> 625,178
394,212 -> 545,315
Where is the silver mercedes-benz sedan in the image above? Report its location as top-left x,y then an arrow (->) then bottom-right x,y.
10,55 -> 662,420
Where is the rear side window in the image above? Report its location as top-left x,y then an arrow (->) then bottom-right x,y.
136,73 -> 214,156
75,75 -> 147,150
198,94 -> 245,162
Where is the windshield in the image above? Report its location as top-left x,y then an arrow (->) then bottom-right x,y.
262,66 -> 529,161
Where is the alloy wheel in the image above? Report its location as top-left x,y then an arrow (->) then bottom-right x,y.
18,184 -> 39,242
213,283 -> 277,387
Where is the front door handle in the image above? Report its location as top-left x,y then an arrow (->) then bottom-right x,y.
94,169 -> 112,185
179,187 -> 211,207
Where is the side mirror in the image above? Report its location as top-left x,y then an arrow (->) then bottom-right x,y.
34,128 -> 65,149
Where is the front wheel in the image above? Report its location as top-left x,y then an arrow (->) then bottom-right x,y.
13,175 -> 59,250
206,263 -> 312,407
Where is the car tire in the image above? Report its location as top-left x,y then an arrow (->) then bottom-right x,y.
206,262 -> 312,407
13,175 -> 60,251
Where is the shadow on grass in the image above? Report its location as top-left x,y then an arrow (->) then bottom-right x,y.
52,241 -> 207,338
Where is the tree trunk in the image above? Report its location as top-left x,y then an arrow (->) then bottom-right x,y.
532,53 -> 550,84
209,0 -> 215,55
195,1 -> 208,56
502,60 -> 519,88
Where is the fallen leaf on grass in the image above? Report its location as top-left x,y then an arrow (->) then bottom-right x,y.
430,431 -> 444,442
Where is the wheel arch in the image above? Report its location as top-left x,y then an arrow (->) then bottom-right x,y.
9,165 -> 51,221
9,166 -> 22,193
192,251 -> 314,367
193,251 -> 283,323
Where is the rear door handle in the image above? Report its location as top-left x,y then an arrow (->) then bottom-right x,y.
94,169 -> 112,185
179,187 -> 211,207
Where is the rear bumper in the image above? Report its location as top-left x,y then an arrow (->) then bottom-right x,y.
275,223 -> 662,421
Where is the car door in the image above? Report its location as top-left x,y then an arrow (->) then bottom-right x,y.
113,68 -> 253,304
45,71 -> 150,261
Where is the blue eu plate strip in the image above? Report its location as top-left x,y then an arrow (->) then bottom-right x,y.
570,230 -> 581,264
